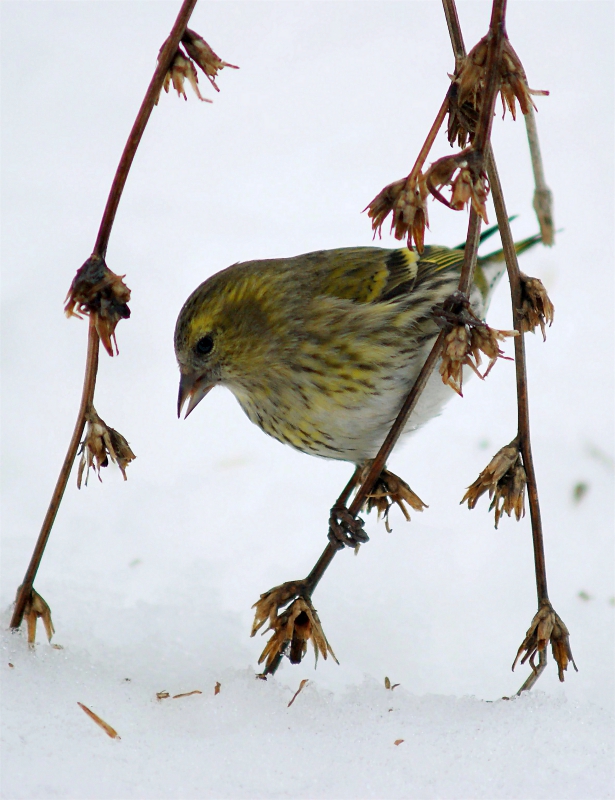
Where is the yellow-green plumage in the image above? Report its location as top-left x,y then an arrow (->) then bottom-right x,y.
175,240 -> 534,464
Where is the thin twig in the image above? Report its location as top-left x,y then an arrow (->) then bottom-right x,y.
487,148 -> 549,602
442,0 -> 466,66
10,318 -> 100,628
279,0 -> 508,628
524,107 -> 554,245
514,648 -> 547,694
442,0 -> 555,689
405,96 -> 450,187
10,0 -> 200,631
94,0 -> 199,258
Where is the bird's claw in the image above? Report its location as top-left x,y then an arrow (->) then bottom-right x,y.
328,506 -> 369,548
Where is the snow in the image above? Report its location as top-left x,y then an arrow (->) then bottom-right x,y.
1,2 -> 613,798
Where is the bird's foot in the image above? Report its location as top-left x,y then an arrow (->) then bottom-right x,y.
251,583 -> 337,673
328,505 -> 368,548
362,467 -> 427,532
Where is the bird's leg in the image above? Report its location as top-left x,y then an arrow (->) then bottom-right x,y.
360,464 -> 427,533
252,468 -> 363,675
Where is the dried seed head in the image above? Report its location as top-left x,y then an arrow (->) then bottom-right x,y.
20,587 -> 54,646
499,40 -> 549,120
518,273 -> 554,340
425,152 -> 489,222
251,581 -> 305,637
77,408 -> 136,488
362,467 -> 427,532
159,50 -> 213,103
447,35 -> 548,146
461,441 -> 526,528
489,459 -> 527,527
513,602 -> 577,682
468,323 -> 517,378
65,256 -> 131,357
365,175 -> 429,253
256,597 -> 338,671
181,29 -> 239,91
440,324 -> 474,396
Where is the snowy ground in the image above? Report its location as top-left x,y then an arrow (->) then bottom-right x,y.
1,2 -> 613,798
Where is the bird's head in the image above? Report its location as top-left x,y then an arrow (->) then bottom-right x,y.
174,264 -> 291,418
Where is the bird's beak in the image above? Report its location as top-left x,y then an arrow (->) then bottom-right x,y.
177,372 -> 214,419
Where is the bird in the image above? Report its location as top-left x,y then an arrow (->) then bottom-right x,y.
176,231 -> 538,476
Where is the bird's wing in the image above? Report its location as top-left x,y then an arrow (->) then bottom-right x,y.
312,246 -> 464,306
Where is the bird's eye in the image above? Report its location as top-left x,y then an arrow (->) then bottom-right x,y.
195,334 -> 214,356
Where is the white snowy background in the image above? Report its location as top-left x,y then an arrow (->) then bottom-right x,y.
1,2 -> 613,798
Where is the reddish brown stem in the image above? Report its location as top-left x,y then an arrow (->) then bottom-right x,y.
442,0 -> 553,693
94,0 -> 199,258
301,331 -> 447,600
10,0 -> 200,631
10,319 -> 100,629
487,149 -> 549,602
405,96 -> 450,187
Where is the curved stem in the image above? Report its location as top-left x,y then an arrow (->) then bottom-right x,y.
94,0 -> 199,257
10,319 -> 100,628
11,0 -> 200,630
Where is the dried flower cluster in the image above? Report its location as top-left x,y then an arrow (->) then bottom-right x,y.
518,273 -> 554,339
363,468 -> 427,532
439,314 -> 517,396
255,596 -> 337,671
77,408 -> 136,487
21,587 -> 54,646
365,175 -> 429,253
426,151 -> 490,222
65,256 -> 131,357
513,602 -> 577,681
461,440 -> 527,527
157,28 -> 238,103
448,34 -> 548,147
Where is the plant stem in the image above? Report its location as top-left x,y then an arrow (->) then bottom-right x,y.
487,149 -> 549,603
298,330 -> 447,602
442,0 -> 552,679
10,0 -> 200,630
10,319 -> 100,629
442,0 -> 465,66
94,0 -> 199,258
405,96 -> 450,187
301,0 -> 509,610
524,107 -> 554,246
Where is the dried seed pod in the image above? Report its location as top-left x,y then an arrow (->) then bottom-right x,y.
181,29 -> 239,91
518,273 -> 554,340
365,174 -> 429,253
158,50 -> 212,103
77,408 -> 136,487
447,35 -> 548,146
499,39 -> 549,120
513,602 -> 577,682
65,255 -> 131,357
425,151 -> 489,222
20,587 -> 54,646
489,459 -> 527,527
363,468 -> 427,532
256,597 -> 337,671
461,440 -> 527,528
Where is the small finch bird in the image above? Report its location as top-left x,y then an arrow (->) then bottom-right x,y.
175,235 -> 538,480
